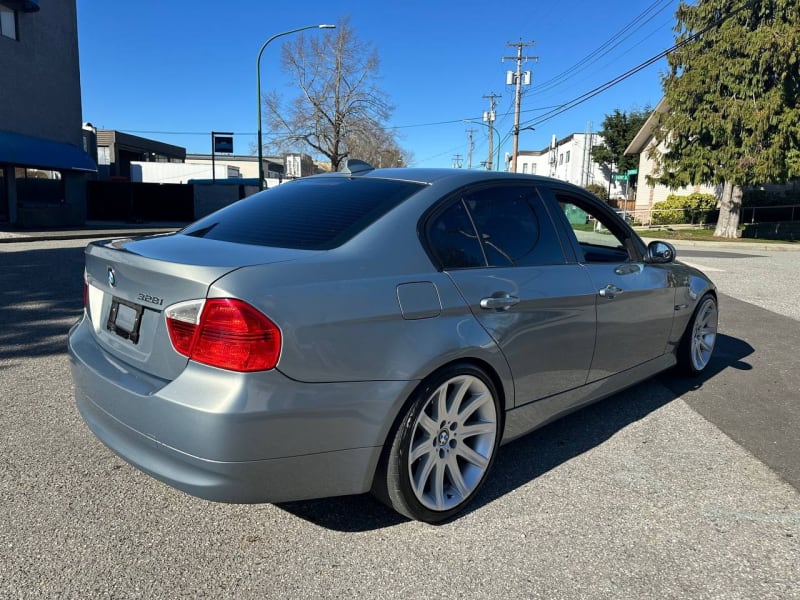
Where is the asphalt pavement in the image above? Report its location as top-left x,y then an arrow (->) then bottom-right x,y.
0,236 -> 798,599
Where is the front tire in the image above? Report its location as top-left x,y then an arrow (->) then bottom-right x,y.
678,293 -> 718,375
382,364 -> 501,523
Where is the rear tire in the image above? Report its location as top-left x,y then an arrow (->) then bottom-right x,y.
381,364 -> 501,523
678,293 -> 718,375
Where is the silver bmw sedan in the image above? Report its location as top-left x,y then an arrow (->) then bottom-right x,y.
69,161 -> 717,523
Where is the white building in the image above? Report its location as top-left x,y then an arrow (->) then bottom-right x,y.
515,133 -> 625,198
184,154 -> 285,184
130,161 -> 240,184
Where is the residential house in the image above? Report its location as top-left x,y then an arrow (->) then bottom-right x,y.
624,99 -> 718,216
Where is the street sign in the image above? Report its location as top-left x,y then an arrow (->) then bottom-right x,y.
613,174 -> 628,181
213,135 -> 233,154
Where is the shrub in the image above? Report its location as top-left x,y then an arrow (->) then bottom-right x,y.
651,193 -> 717,225
584,183 -> 608,201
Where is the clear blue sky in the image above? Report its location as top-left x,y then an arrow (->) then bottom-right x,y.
76,0 -> 681,168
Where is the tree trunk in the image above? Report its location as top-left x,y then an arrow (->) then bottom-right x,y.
714,181 -> 742,238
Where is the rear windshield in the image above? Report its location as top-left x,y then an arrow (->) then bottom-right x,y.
181,177 -> 425,250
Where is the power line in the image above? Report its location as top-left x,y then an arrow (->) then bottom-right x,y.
520,0 -> 759,131
533,0 -> 674,95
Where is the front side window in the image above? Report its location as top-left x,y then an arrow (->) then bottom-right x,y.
556,194 -> 631,263
0,6 -> 17,40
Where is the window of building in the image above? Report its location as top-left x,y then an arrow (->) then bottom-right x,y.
565,151 -> 571,163
522,163 -> 528,174
1,5 -> 17,40
559,153 -> 564,165
531,164 -> 536,174
97,146 -> 111,166
0,167 -> 7,221
13,168 -> 64,205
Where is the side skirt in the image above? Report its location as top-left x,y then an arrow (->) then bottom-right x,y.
501,353 -> 676,445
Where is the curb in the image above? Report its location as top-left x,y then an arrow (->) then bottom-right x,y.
669,239 -> 800,252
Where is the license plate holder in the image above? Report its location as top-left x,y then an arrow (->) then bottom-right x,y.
107,297 -> 144,344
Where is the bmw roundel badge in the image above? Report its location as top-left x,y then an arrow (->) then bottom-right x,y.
107,267 -> 116,287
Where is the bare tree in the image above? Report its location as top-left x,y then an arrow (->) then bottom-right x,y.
263,17 -> 402,172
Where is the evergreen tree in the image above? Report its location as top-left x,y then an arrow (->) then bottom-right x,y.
591,107 -> 651,175
652,0 -> 800,238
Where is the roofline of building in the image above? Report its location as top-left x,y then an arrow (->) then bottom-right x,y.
97,130 -> 186,157
624,98 -> 668,155
518,132 -> 599,157
185,153 -> 284,163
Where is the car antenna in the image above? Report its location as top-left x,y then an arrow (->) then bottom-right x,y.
340,159 -> 374,175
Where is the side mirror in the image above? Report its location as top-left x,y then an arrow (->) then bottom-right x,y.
646,240 -> 676,264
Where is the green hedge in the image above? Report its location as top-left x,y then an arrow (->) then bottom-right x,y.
651,193 -> 717,225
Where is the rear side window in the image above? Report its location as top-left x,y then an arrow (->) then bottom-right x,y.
181,177 -> 424,250
426,184 -> 565,270
427,200 -> 486,269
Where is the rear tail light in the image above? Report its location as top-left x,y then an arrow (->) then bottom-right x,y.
165,298 -> 281,372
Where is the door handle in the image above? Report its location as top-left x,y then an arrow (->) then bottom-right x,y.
480,295 -> 520,310
598,284 -> 623,299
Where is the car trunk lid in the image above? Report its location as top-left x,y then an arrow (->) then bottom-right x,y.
83,233 -> 314,381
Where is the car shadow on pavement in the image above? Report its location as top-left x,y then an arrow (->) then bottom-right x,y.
277,333 -> 754,531
0,246 -> 86,365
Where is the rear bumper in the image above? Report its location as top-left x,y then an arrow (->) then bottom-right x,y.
68,316 -> 417,503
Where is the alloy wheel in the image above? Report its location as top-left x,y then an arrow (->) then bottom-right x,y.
406,374 -> 498,512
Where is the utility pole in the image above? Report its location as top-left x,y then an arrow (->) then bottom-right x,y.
482,93 -> 500,171
502,40 -> 537,173
452,154 -> 463,169
465,128 -> 476,169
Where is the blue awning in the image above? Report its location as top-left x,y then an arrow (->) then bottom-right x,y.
0,130 -> 96,172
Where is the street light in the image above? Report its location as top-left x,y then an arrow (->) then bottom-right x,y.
463,120 -> 502,171
257,23 -> 335,190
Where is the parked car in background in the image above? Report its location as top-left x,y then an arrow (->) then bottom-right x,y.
69,161 -> 718,523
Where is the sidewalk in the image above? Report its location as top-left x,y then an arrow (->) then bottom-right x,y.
668,238 -> 800,252
0,221 -> 184,244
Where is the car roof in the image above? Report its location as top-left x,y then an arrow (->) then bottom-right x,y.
308,167 -> 569,188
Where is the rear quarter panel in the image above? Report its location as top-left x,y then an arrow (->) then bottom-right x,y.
209,190 -> 515,410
